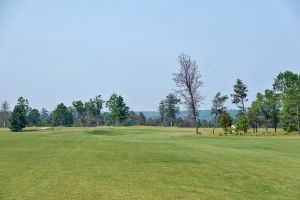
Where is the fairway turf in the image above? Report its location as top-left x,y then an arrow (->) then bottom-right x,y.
0,127 -> 300,200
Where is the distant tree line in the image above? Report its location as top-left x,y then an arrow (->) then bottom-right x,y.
157,70 -> 299,135
6,94 -> 128,131
2,53 -> 299,135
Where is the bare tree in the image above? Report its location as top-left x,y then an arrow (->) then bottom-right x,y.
173,53 -> 204,134
1,100 -> 9,127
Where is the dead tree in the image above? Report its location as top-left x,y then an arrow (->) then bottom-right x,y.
173,53 -> 204,134
1,100 -> 9,127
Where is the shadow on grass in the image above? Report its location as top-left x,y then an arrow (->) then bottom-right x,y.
87,129 -> 145,136
21,129 -> 41,132
87,130 -> 124,136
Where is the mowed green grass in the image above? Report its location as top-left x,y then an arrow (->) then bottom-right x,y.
0,127 -> 300,200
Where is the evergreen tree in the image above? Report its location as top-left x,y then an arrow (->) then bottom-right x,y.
164,94 -> 180,127
28,109 -> 41,126
211,92 -> 228,134
235,115 -> 249,135
40,108 -> 50,126
231,79 -> 248,114
158,100 -> 166,126
51,103 -> 73,126
8,97 -> 29,131
218,111 -> 233,135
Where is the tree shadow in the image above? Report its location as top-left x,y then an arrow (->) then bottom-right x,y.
87,130 -> 123,136
21,129 -> 41,132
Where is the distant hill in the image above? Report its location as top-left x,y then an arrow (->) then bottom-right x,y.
138,110 -> 239,121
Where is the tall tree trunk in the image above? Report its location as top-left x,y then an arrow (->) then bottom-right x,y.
297,106 -> 300,135
194,116 -> 199,135
213,115 -> 217,135
241,99 -> 245,114
170,118 -> 173,127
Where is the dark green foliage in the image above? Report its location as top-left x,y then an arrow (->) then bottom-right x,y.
158,100 -> 166,126
72,100 -> 86,126
125,112 -> 146,126
106,94 -> 118,112
231,79 -> 248,114
248,100 -> 263,133
85,95 -> 104,126
27,109 -> 41,127
198,119 -> 214,128
249,92 -> 271,132
264,89 -> 280,132
158,93 -> 180,126
106,94 -> 129,125
114,96 -> 129,124
165,94 -> 180,127
273,71 -> 299,93
51,103 -> 73,126
8,97 -> 29,131
211,92 -> 228,134
235,115 -> 249,135
218,111 -> 233,135
274,71 -> 300,133
8,105 -> 27,131
124,112 -> 137,126
72,95 -> 104,127
40,108 -> 50,126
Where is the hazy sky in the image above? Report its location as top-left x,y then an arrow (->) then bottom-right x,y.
0,0 -> 299,111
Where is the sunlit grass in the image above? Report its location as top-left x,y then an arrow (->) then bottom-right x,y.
0,126 -> 299,199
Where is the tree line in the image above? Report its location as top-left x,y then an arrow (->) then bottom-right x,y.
6,94 -> 130,131
2,54 -> 299,134
157,54 -> 299,135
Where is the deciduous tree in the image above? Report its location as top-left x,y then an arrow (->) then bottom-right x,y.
72,100 -> 86,126
173,53 -> 204,134
106,94 -> 129,125
274,71 -> 300,133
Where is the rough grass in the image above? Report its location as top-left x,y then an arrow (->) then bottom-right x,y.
0,126 -> 299,200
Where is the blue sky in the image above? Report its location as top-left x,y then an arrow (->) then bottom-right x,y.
0,0 -> 299,111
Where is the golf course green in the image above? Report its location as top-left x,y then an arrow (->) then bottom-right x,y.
0,126 -> 299,199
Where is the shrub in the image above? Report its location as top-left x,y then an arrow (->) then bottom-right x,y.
235,115 -> 249,135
